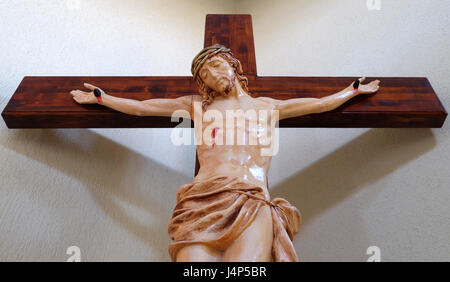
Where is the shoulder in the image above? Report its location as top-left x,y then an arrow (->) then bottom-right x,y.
175,94 -> 202,103
254,96 -> 281,108
173,95 -> 202,110
183,95 -> 202,120
191,95 -> 203,103
255,96 -> 280,103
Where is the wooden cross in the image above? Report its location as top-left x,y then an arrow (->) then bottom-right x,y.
2,14 -> 447,176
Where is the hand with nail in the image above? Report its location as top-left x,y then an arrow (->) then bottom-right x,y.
349,77 -> 381,95
70,83 -> 105,104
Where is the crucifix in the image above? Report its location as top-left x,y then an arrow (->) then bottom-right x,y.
1,14 -> 447,262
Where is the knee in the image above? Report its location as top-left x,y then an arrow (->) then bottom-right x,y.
176,244 -> 223,262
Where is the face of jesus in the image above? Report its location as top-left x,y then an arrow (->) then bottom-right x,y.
198,55 -> 236,96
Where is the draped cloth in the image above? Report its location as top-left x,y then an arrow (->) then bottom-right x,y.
168,175 -> 301,262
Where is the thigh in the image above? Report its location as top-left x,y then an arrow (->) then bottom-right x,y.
176,244 -> 223,262
223,205 -> 273,262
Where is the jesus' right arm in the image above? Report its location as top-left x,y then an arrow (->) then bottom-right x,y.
70,83 -> 200,118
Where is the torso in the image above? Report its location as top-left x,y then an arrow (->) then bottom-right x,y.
192,94 -> 277,200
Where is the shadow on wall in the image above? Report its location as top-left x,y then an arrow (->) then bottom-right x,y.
271,128 -> 437,227
0,124 -> 437,261
0,128 -> 191,261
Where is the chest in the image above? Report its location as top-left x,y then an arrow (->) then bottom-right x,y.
193,98 -> 277,145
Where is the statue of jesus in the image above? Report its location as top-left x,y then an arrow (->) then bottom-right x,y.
70,44 -> 380,262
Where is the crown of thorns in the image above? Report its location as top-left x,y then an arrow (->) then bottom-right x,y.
191,44 -> 233,80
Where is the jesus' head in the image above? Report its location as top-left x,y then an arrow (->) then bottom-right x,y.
191,44 -> 249,110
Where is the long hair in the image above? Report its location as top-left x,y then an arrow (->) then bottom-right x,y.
191,45 -> 249,111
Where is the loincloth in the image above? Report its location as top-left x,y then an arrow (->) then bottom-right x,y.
168,175 -> 301,262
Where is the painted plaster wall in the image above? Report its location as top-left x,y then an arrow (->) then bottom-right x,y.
0,0 -> 449,261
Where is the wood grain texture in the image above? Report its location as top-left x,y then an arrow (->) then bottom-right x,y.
2,75 -> 446,128
2,76 -> 197,128
1,14 -> 447,177
249,76 -> 447,128
204,14 -> 257,77
2,15 -> 446,129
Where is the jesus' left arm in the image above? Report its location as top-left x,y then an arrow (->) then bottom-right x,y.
266,77 -> 380,120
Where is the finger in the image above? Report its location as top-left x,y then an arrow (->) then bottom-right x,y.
370,80 -> 380,86
84,83 -> 97,91
73,90 -> 90,96
70,90 -> 80,98
367,85 -> 380,93
71,90 -> 84,96
70,90 -> 83,98
359,77 -> 366,83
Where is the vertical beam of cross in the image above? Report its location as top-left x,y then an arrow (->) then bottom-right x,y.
1,14 -> 446,176
204,14 -> 257,77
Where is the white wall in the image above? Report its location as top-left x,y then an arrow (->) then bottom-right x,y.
0,0 -> 449,261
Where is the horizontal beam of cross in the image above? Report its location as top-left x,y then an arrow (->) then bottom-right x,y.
2,75 -> 446,128
1,14 -> 447,129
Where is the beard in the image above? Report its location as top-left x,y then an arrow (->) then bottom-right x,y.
200,72 -> 238,111
218,72 -> 236,96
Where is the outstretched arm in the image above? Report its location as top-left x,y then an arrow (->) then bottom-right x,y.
274,77 -> 380,120
70,83 -> 199,118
